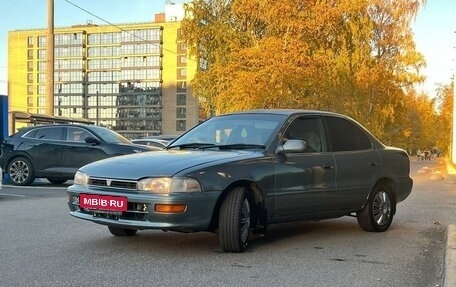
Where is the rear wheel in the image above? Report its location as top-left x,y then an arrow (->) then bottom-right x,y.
47,178 -> 68,185
8,157 -> 35,186
219,186 -> 251,253
357,184 -> 395,232
108,226 -> 137,236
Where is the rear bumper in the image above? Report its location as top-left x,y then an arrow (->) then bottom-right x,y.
395,177 -> 413,203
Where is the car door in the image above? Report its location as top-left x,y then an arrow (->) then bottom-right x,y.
60,126 -> 110,176
323,116 -> 381,211
273,116 -> 337,218
22,126 -> 64,174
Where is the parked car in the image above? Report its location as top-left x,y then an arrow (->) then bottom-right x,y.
131,135 -> 179,149
67,110 -> 413,252
131,138 -> 170,149
0,124 -> 159,186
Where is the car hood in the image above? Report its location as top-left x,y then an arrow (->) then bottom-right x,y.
80,149 -> 258,179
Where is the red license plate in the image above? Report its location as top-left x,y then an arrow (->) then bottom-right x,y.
79,194 -> 128,212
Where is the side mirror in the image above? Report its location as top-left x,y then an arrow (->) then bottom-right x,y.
85,136 -> 100,145
280,139 -> 307,153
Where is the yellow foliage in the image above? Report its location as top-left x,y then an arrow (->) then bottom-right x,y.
181,0 -> 436,148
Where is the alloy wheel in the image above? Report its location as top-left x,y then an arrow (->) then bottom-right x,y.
372,191 -> 392,226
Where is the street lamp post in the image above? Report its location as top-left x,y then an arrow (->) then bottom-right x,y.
96,90 -> 99,125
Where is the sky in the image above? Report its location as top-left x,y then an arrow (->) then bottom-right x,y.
0,0 -> 455,99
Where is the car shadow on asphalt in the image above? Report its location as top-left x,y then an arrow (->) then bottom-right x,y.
71,218 -> 369,255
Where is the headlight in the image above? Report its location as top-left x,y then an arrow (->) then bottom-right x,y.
74,171 -> 88,186
137,177 -> 202,193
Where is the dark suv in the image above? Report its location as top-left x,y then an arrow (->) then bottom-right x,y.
0,124 -> 158,186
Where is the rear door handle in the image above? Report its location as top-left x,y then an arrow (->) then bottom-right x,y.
369,161 -> 378,166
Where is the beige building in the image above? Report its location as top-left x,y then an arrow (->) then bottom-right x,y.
7,6 -> 198,138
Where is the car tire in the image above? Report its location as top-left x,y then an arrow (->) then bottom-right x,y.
8,157 -> 35,186
47,178 -> 68,185
108,226 -> 137,236
219,186 -> 251,253
357,184 -> 395,232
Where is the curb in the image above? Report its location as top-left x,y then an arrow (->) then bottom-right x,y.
444,225 -> 456,287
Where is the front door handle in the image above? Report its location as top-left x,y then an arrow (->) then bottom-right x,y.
369,161 -> 378,166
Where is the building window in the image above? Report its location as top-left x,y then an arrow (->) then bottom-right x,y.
38,36 -> 46,47
37,97 -> 46,107
177,94 -> 186,106
176,120 -> 186,131
37,61 -> 46,72
177,55 -> 186,67
38,49 -> 46,60
27,36 -> 33,47
37,85 -> 46,95
177,28 -> 184,40
27,49 -> 33,60
177,81 -> 186,92
37,73 -> 45,83
27,73 -> 33,83
176,107 -> 186,119
27,61 -> 33,71
177,68 -> 187,79
177,42 -> 186,54
27,97 -> 33,106
27,85 -> 33,95
54,33 -> 83,46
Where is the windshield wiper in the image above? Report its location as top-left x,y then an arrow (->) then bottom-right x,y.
199,144 -> 266,150
168,143 -> 215,149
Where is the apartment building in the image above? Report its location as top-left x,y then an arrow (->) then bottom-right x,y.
7,7 -> 198,138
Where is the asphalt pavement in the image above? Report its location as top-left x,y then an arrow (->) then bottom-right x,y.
1,159 -> 455,286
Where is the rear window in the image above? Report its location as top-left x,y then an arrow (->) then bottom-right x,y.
24,127 -> 63,141
325,117 -> 372,152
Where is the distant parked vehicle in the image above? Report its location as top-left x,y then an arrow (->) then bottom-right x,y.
131,138 -> 170,149
0,124 -> 159,186
132,135 -> 179,149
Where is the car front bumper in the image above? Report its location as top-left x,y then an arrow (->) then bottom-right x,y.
67,185 -> 222,232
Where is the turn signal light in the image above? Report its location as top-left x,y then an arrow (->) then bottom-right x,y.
154,204 -> 187,213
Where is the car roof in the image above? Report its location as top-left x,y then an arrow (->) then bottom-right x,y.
11,123 -> 100,137
220,109 -> 345,118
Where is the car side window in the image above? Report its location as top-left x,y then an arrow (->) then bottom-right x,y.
284,117 -> 323,152
325,116 -> 372,152
33,127 -> 64,141
66,127 -> 93,143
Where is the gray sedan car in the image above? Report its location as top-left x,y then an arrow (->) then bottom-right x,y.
67,110 -> 412,252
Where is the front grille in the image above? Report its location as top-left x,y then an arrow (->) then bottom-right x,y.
88,177 -> 137,190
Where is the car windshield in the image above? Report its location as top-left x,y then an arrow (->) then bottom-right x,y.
169,113 -> 286,150
89,126 -> 132,144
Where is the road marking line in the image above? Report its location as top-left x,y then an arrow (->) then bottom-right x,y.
1,184 -> 69,190
0,193 -> 27,198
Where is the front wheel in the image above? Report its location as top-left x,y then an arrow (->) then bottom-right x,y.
108,226 -> 137,236
357,184 -> 395,232
219,186 -> 251,253
8,157 -> 35,186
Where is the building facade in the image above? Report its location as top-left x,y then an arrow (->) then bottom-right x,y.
7,9 -> 198,138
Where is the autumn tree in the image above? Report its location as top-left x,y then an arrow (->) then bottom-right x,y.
434,82 -> 454,154
181,0 -> 427,147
